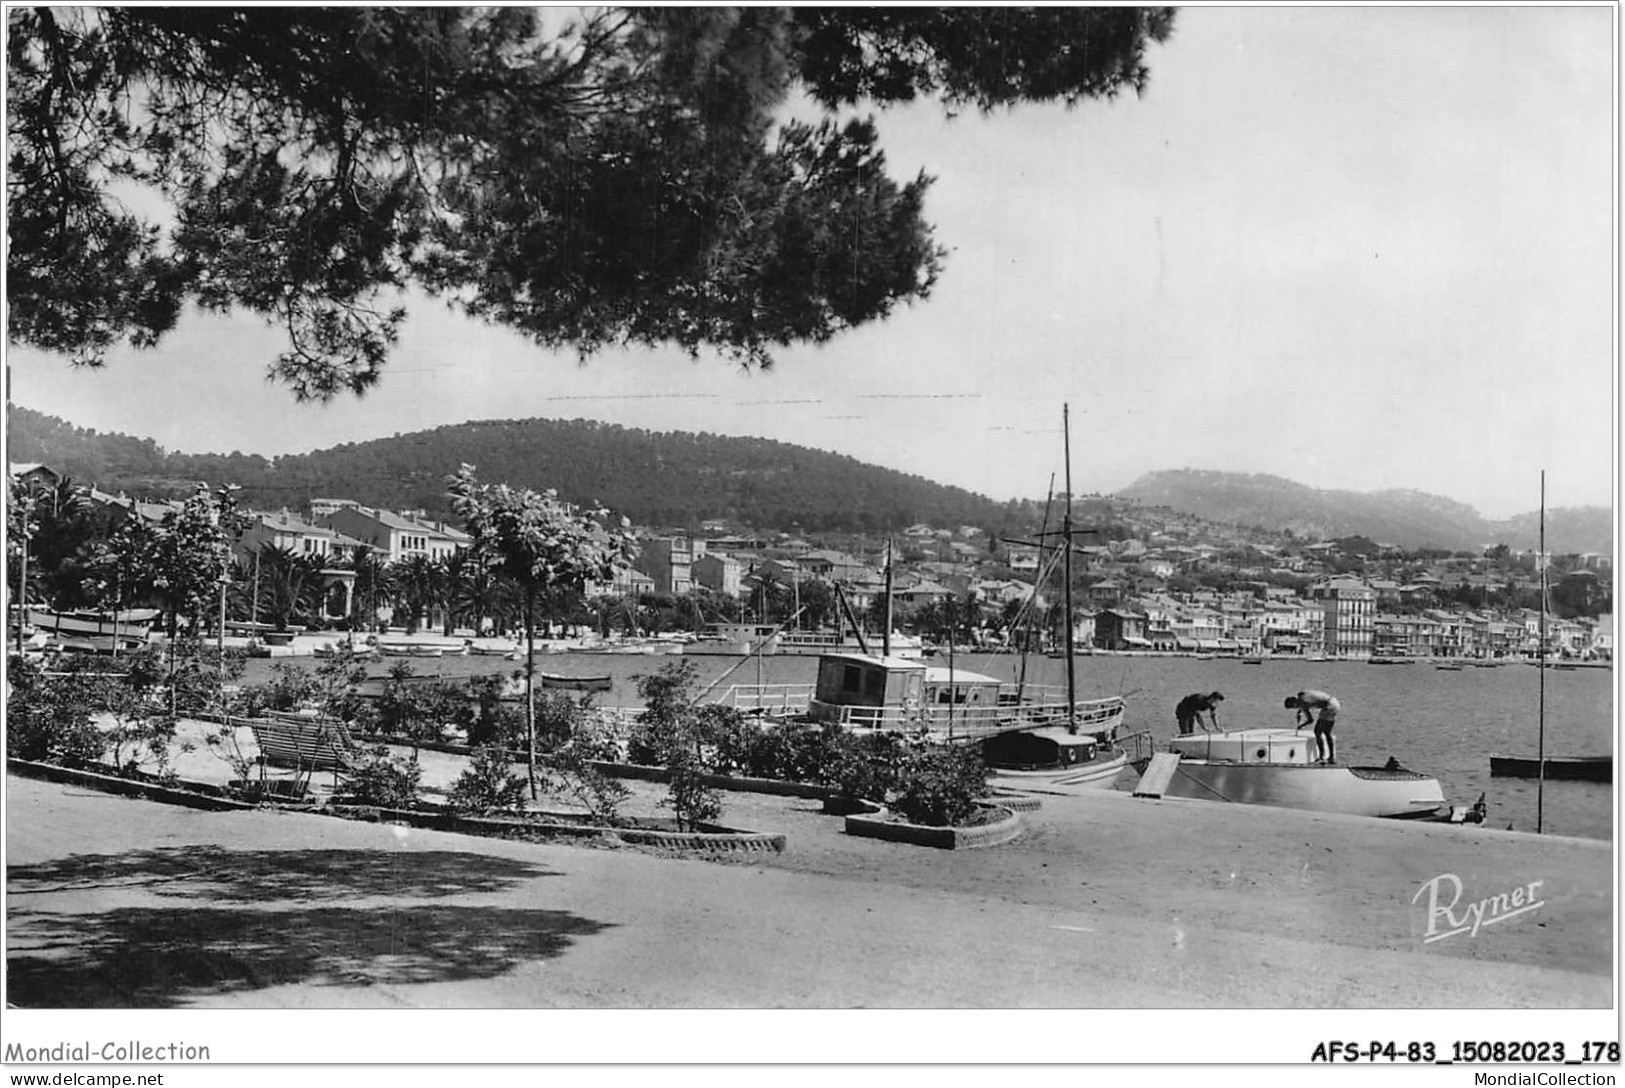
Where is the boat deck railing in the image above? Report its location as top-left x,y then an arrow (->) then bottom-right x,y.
710,683 -> 1129,739
710,683 -> 816,716
1113,729 -> 1157,764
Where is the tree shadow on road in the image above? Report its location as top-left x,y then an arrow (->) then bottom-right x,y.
8,902 -> 608,1007
6,846 -> 610,1007
7,846 -> 558,902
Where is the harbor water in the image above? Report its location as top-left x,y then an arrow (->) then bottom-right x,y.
244,648 -> 1616,841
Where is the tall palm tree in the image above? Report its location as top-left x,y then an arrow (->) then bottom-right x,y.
392,553 -> 442,635
344,545 -> 392,632
439,548 -> 498,637
256,544 -> 324,631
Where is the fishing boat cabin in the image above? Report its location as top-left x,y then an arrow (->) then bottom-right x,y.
808,652 -> 926,730
807,652 -> 1008,736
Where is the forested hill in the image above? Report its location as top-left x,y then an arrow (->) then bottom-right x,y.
5,407 -> 1020,534
1117,469 -> 1613,555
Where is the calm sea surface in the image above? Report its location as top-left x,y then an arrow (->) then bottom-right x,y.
246,649 -> 1617,841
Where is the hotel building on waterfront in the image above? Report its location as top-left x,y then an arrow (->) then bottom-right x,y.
1310,577 -> 1375,658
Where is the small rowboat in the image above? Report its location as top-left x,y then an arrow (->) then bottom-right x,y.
1489,755 -> 1612,783
538,672 -> 613,693
378,641 -> 458,658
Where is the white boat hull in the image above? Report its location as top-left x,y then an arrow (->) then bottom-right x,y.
1142,759 -> 1446,819
378,642 -> 460,658
988,751 -> 1131,795
26,608 -> 157,641
1135,726 -> 1449,819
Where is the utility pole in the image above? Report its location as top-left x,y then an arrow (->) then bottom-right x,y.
1537,470 -> 1547,834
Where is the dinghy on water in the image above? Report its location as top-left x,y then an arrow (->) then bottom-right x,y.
538,672 -> 613,693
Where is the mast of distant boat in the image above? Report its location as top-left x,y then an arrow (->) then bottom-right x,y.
883,538 -> 894,658
1063,403 -> 1077,733
1538,470 -> 1547,834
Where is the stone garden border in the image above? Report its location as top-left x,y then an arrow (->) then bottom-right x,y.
7,758 -> 257,812
326,803 -> 786,853
6,758 -> 786,854
843,803 -> 1023,850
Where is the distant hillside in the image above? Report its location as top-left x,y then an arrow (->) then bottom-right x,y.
1117,469 -> 1612,555
6,406 -> 1023,535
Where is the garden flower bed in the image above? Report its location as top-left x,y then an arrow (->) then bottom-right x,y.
329,803 -> 787,853
843,802 -> 1023,850
5,757 -> 786,854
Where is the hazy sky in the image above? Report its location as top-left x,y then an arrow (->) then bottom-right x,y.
5,6 -> 1616,520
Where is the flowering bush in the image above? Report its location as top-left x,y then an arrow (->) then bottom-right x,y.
447,746 -> 528,814
888,743 -> 988,827
5,656 -> 104,767
343,748 -> 423,808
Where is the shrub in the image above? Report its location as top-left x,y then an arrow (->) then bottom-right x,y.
372,672 -> 467,745
820,729 -> 907,802
235,662 -> 320,718
466,673 -> 526,748
534,690 -> 590,753
162,637 -> 247,716
313,648 -> 370,721
695,704 -> 753,774
740,721 -> 833,782
447,746 -> 528,814
632,660 -> 725,828
344,748 -> 423,808
539,739 -> 630,825
889,743 -> 988,827
95,660 -> 185,779
662,747 -> 722,831
5,656 -> 104,766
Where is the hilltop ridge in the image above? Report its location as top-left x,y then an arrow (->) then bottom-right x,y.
1117,469 -> 1611,555
6,405 -> 1611,554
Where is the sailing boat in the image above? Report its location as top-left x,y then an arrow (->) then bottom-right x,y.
977,404 -> 1143,793
1488,474 -> 1613,798
704,410 -> 1131,772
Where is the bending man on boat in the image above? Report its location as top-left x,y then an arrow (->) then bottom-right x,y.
1174,691 -> 1225,735
1285,690 -> 1339,764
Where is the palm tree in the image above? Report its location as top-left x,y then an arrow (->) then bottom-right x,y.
256,544 -> 324,631
440,548 -> 499,637
392,553 -> 442,635
345,546 -> 392,632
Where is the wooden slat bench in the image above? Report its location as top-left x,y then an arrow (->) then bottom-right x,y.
248,714 -> 363,775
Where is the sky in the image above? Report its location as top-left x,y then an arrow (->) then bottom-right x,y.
4,5 -> 1617,521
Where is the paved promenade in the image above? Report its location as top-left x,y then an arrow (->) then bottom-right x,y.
5,764 -> 1610,1015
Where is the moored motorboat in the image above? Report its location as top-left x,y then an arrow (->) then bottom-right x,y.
377,640 -> 464,658
981,725 -> 1133,794
313,638 -> 379,659
26,607 -> 158,650
1131,727 -> 1464,820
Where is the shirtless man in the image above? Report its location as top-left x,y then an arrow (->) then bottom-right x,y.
1285,690 -> 1339,764
1175,691 -> 1225,735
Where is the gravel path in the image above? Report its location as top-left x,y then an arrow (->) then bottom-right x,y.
6,745 -> 1610,1014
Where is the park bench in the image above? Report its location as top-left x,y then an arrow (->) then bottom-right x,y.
248,713 -> 363,777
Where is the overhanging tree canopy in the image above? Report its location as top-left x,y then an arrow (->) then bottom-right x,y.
8,6 -> 1176,399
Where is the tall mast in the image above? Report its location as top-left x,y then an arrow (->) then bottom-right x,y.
1016,475 -> 1056,701
1063,403 -> 1077,733
1537,470 -> 1547,834
883,539 -> 894,658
